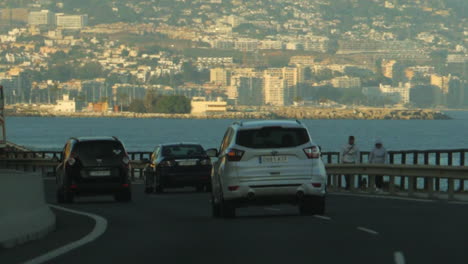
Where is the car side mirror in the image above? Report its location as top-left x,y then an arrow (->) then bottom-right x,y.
206,148 -> 218,158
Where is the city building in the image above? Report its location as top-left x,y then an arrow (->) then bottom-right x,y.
54,94 -> 76,112
237,77 -> 263,106
28,10 -> 55,26
381,59 -> 397,79
431,74 -> 451,94
331,76 -> 361,89
190,97 -> 227,114
55,14 -> 88,29
264,74 -> 286,106
210,68 -> 231,86
379,83 -> 411,104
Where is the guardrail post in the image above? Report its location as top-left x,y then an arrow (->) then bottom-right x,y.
424,152 -> 429,190
368,174 -> 375,194
448,178 -> 454,200
427,177 -> 434,199
408,175 -> 414,197
389,175 -> 395,194
413,152 -> 418,191
349,174 -> 355,192
435,152 -> 441,191
400,153 -> 406,191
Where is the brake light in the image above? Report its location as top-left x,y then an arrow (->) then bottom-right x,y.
227,149 -> 244,162
303,146 -> 320,159
312,183 -> 322,188
228,185 -> 239,191
160,160 -> 175,167
70,184 -> 78,189
122,183 -> 129,188
67,152 -> 77,166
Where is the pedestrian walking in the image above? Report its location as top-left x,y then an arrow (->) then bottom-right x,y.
369,139 -> 387,191
340,136 -> 360,190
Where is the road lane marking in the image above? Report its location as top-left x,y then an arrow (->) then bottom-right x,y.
314,215 -> 331,220
23,205 -> 108,264
264,207 -> 281,211
357,226 -> 379,235
394,251 -> 405,264
330,193 -> 435,203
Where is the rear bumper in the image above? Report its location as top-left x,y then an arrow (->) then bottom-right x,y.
70,182 -> 130,195
222,179 -> 326,203
228,194 -> 325,207
162,170 -> 211,187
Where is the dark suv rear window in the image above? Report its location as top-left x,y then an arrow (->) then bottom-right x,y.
75,141 -> 125,158
162,145 -> 205,157
236,127 -> 310,149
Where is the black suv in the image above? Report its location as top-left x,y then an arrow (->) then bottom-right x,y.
56,136 -> 132,203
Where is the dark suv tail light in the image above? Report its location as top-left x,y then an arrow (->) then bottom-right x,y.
227,149 -> 244,162
303,146 -> 320,159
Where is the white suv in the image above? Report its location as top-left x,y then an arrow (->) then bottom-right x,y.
206,120 -> 327,218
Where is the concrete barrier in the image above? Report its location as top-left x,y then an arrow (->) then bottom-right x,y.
0,170 -> 56,248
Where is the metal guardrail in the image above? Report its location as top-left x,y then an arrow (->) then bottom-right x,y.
1,148 -> 468,200
326,164 -> 468,200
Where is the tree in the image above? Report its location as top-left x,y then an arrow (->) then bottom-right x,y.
128,99 -> 146,113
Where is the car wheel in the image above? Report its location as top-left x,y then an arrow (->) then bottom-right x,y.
144,186 -> 154,194
312,196 -> 326,215
56,188 -> 65,203
64,190 -> 74,204
299,196 -> 325,216
211,193 -> 221,218
220,199 -> 236,218
154,171 -> 164,194
115,191 -> 132,202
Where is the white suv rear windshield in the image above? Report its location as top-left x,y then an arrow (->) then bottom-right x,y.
236,127 -> 310,149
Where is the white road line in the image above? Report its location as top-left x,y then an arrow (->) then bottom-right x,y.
394,251 -> 406,264
264,207 -> 281,211
356,226 -> 379,235
314,215 -> 331,221
330,192 -> 435,203
23,205 -> 108,264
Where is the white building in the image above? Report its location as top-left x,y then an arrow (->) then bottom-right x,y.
191,97 -> 227,114
54,94 -> 76,112
55,14 -> 88,29
379,83 -> 411,104
264,74 -> 286,106
331,76 -> 361,89
28,10 -> 55,25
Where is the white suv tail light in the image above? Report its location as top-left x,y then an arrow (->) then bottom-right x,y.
303,146 -> 320,159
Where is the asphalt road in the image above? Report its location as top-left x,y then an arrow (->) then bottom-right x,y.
3,180 -> 468,264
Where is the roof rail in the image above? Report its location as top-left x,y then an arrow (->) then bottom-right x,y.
295,119 -> 302,124
112,136 -> 119,141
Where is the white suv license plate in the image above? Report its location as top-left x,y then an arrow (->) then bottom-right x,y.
261,156 -> 288,163
89,170 -> 111,177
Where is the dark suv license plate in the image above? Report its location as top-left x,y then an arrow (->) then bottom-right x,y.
89,170 -> 111,177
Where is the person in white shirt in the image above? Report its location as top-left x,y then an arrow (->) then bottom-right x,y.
369,139 -> 388,189
340,136 -> 360,189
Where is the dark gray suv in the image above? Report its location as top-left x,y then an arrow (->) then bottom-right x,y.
56,136 -> 132,203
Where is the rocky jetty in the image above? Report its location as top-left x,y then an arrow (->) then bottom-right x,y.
7,107 -> 451,120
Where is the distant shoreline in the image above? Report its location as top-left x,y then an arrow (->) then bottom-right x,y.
6,107 -> 452,120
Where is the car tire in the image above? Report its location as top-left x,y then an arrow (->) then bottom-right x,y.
115,191 -> 132,202
64,190 -> 74,204
211,193 -> 221,218
144,186 -> 154,194
299,196 -> 325,216
154,171 -> 164,194
312,196 -> 326,215
56,189 -> 65,203
220,199 -> 236,218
